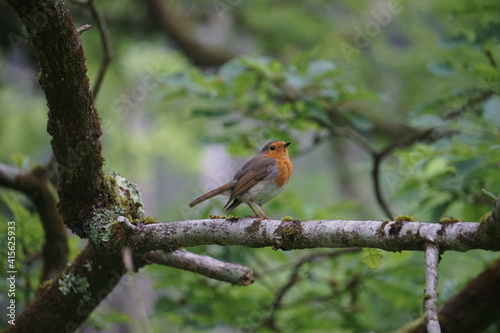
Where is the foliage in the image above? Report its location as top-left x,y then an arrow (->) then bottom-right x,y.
362,248 -> 384,269
160,56 -> 378,154
389,0 -> 500,222
0,192 -> 44,312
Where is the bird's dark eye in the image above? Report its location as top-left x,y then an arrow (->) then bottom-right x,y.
270,146 -> 275,150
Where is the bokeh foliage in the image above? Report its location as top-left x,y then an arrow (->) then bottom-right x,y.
1,0 -> 499,331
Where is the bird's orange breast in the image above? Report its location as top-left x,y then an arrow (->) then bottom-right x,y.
274,157 -> 292,187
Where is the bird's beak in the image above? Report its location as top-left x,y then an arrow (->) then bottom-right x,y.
285,142 -> 291,147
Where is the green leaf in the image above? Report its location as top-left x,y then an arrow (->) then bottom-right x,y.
439,32 -> 469,48
284,72 -> 309,91
341,110 -> 374,131
425,157 -> 453,178
307,104 -> 331,127
409,114 -> 446,128
306,60 -> 336,77
483,95 -> 500,128
473,22 -> 500,46
161,71 -> 209,96
467,64 -> 500,82
428,61 -> 455,76
362,248 -> 384,269
232,71 -> 257,96
482,188 -> 497,199
191,107 -> 232,117
429,200 -> 453,221
2,193 -> 31,222
240,57 -> 277,77
219,59 -> 247,83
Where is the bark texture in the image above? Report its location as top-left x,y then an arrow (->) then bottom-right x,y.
4,244 -> 125,333
8,0 -> 111,237
128,219 -> 500,253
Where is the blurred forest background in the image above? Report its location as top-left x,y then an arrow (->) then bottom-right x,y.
1,0 -> 499,332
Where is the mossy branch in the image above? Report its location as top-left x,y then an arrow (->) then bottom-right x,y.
7,0 -> 113,237
0,162 -> 68,281
128,218 -> 500,253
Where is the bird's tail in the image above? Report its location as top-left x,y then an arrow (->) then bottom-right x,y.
189,182 -> 234,207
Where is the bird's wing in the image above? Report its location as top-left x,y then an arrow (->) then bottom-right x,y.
226,157 -> 276,205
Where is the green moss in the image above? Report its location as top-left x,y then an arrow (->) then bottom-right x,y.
209,214 -> 237,219
109,172 -> 145,220
86,207 -> 126,248
143,216 -> 158,224
480,212 -> 491,224
394,213 -> 417,222
282,226 -> 296,235
281,216 -> 294,221
38,278 -> 54,294
226,216 -> 240,222
439,217 -> 461,224
382,219 -> 390,223
273,221 -> 304,250
58,272 -> 91,302
85,172 -> 147,248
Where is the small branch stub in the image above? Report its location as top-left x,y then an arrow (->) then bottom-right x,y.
77,24 -> 92,33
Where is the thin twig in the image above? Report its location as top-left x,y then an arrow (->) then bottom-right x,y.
329,124 -> 396,218
0,162 -> 68,281
76,24 -> 92,34
331,125 -> 393,218
372,129 -> 434,219
145,0 -> 235,67
73,0 -> 113,99
262,249 -> 361,330
372,154 -> 394,219
444,90 -> 495,120
295,133 -> 330,157
331,125 -> 375,155
484,49 -> 497,68
377,129 -> 434,160
424,242 -> 441,333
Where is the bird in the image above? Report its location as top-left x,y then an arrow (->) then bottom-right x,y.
189,141 -> 293,219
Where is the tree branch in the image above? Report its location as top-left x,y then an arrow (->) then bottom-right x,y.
4,244 -> 126,333
73,0 -> 113,99
372,154 -> 394,219
484,49 -> 497,68
331,125 -> 376,155
262,249 -> 360,330
0,163 -> 68,281
329,125 -> 437,219
144,249 -> 254,286
7,0 -> 114,237
424,243 -> 441,333
145,0 -> 236,67
127,219 -> 500,253
400,257 -> 500,333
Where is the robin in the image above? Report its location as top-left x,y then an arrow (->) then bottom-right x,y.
189,141 -> 293,219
